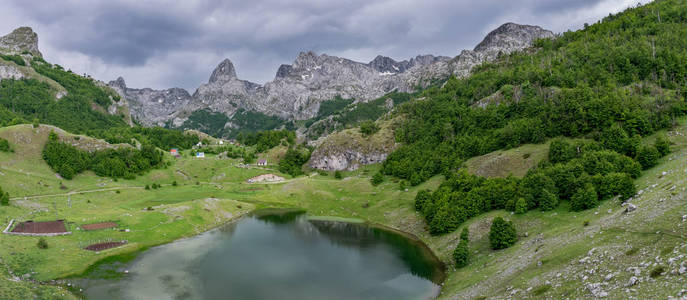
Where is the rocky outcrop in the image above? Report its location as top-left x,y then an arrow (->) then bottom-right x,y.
188,59 -> 262,121
309,148 -> 390,171
0,64 -> 24,80
474,22 -> 553,55
0,27 -> 42,57
114,23 -> 553,132
108,77 -> 193,127
367,54 -> 449,74
308,121 -> 396,171
399,23 -> 554,87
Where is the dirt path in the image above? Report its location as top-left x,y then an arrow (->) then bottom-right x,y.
9,186 -> 145,201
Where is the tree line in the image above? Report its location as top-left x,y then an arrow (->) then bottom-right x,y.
415,136 -> 667,235
87,126 -> 201,150
237,129 -> 295,153
42,132 -> 165,180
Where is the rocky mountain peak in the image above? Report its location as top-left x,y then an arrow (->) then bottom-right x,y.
208,59 -> 238,83
0,26 -> 42,57
275,64 -> 293,78
368,55 -> 404,73
293,51 -> 320,69
410,54 -> 450,66
474,22 -> 554,54
110,76 -> 127,89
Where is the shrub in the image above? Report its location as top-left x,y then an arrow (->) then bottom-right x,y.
650,266 -> 665,278
548,138 -> 575,163
520,172 -> 556,209
0,186 -> 9,206
0,138 -> 10,152
414,189 -> 432,211
371,172 -> 384,186
654,135 -> 670,157
460,227 -> 469,242
334,170 -> 343,179
37,238 -> 48,249
600,123 -> 630,155
532,284 -> 552,296
625,248 -> 641,257
539,189 -> 558,211
279,147 -> 310,176
453,240 -> 469,268
601,172 -> 636,200
635,145 -> 660,169
505,199 -> 516,212
172,181 -> 178,186
570,183 -> 598,211
515,198 -> 528,214
0,54 -> 25,66
32,118 -> 39,128
145,185 -> 150,190
359,121 -> 380,136
489,217 -> 517,250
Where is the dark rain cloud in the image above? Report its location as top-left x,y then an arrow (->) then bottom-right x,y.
0,0 -> 643,90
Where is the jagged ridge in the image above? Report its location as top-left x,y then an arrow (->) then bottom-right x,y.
110,23 -> 553,129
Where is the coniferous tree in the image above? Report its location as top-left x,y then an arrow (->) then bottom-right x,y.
460,227 -> 469,242
453,240 -> 469,268
0,186 -> 9,206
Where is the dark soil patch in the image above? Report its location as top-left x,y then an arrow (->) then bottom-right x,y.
12,220 -> 67,234
84,241 -> 127,251
82,222 -> 118,231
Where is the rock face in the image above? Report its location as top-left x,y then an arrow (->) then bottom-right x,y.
474,22 -> 552,54
107,77 -> 193,127
308,122 -> 397,171
0,64 -> 24,80
113,23 -> 553,129
367,54 -> 450,74
0,27 -> 42,57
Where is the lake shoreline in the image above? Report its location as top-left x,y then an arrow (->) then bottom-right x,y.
65,208 -> 446,299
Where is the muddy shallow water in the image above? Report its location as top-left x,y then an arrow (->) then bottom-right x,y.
80,211 -> 444,300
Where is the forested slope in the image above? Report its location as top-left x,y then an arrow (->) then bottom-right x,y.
380,0 -> 687,233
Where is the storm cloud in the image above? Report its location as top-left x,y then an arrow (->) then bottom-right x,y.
0,0 -> 645,90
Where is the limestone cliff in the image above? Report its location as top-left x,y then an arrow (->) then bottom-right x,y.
112,23 -> 554,130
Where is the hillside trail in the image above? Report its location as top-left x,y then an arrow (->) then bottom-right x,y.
8,186 -> 144,201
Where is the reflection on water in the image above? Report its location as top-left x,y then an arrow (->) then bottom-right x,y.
81,211 -> 444,300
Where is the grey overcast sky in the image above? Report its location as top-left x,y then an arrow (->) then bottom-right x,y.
0,0 -> 645,91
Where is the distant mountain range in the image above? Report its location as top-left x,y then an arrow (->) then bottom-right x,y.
0,23 -> 553,135
107,23 -> 553,130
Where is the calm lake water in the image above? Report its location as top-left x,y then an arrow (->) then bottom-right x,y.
81,211 -> 444,300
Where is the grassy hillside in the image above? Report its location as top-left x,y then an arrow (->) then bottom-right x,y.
0,118 -> 686,299
0,55 -> 128,133
464,142 -> 549,178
